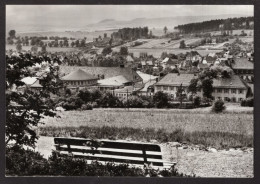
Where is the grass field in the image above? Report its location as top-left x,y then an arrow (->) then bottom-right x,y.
39,104 -> 253,149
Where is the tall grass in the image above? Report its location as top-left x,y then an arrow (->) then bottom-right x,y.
38,126 -> 253,149
41,109 -> 253,135
39,108 -> 253,149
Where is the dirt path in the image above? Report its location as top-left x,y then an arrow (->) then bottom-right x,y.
35,136 -> 253,178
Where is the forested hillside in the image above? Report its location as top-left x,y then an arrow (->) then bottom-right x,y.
174,17 -> 254,34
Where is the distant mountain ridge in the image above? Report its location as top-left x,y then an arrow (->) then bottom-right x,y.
82,14 -> 250,32
7,14 -> 251,33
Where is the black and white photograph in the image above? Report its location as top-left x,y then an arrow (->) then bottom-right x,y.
5,4 -> 254,177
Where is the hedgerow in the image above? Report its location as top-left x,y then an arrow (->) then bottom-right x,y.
6,146 -> 191,177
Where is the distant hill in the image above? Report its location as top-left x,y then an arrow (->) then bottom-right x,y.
7,14 -> 250,34
174,16 -> 254,34
81,14 -> 250,32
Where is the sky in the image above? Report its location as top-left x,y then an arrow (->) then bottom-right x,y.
6,5 -> 253,31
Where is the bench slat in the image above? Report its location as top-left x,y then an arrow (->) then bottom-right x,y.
56,146 -> 163,160
54,137 -> 161,152
59,152 -> 164,166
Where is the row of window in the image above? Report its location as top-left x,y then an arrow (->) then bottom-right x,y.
156,86 -> 244,94
234,69 -> 253,74
68,80 -> 96,86
116,93 -> 129,97
214,88 -> 244,94
157,86 -> 187,91
213,96 -> 244,102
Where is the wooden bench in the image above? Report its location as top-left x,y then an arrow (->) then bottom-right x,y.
54,137 -> 175,170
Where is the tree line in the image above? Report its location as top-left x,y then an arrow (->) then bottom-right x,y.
174,16 -> 254,34
111,27 -> 149,40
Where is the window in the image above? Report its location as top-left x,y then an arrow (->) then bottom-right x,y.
212,96 -> 215,100
170,86 -> 174,91
217,88 -> 222,93
224,89 -> 229,93
218,97 -> 222,100
231,89 -> 236,94
163,86 -> 168,91
239,89 -> 244,94
224,97 -> 230,102
239,98 -> 243,101
231,97 -> 236,102
157,86 -> 161,91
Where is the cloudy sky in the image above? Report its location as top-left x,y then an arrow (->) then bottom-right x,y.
6,5 -> 253,32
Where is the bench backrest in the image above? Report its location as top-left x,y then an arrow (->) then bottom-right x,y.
54,137 -> 164,167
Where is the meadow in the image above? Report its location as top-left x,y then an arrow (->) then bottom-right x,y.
39,105 -> 253,149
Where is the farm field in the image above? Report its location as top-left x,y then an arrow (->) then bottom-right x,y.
118,38 -> 202,49
210,29 -> 254,36
113,47 -> 223,57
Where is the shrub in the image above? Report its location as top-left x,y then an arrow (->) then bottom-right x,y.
212,99 -> 225,113
6,145 -> 50,176
193,96 -> 201,107
153,91 -> 170,108
241,98 -> 253,107
6,146 -> 188,177
81,104 -> 93,110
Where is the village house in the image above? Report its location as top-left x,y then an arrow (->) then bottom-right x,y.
154,73 -> 249,102
114,85 -> 138,99
61,66 -> 143,92
231,57 -> 254,83
97,75 -> 130,91
136,79 -> 157,96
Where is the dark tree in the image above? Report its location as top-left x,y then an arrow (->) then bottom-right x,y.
6,53 -> 61,147
188,78 -> 199,95
201,78 -> 213,99
102,46 -> 112,55
120,46 -> 128,56
179,40 -> 186,49
16,43 -> 22,52
9,30 -> 16,39
153,91 -> 169,108
163,26 -> 168,35
41,45 -> 47,53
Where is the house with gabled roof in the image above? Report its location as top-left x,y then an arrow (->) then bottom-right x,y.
154,73 -> 249,102
231,57 -> 254,83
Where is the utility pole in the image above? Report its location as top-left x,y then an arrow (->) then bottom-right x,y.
126,88 -> 129,111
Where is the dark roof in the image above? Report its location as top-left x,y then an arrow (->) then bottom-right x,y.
232,57 -> 254,70
155,73 -> 247,89
60,66 -> 142,83
155,73 -> 196,87
61,69 -> 98,81
212,75 -> 247,89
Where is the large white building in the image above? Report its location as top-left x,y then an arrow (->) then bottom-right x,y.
154,73 -> 249,102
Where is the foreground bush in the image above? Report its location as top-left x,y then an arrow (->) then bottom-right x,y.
6,146 -> 189,177
212,99 -> 225,113
241,98 -> 254,107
